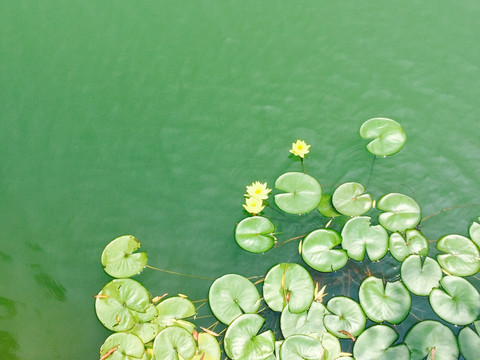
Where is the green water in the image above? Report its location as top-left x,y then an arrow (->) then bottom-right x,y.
1,1 -> 480,359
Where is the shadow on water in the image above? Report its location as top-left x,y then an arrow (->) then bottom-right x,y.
0,297 -> 17,320
30,264 -> 67,302
0,331 -> 19,360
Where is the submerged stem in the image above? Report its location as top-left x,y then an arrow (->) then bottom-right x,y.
301,158 -> 306,173
274,233 -> 308,248
421,203 -> 480,223
145,265 -> 215,281
366,155 -> 376,187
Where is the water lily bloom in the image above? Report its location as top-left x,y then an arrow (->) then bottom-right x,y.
242,197 -> 265,215
245,181 -> 271,200
289,139 -> 310,158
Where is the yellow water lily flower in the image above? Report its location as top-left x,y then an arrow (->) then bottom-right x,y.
289,139 -> 310,158
245,181 -> 271,200
242,197 -> 265,215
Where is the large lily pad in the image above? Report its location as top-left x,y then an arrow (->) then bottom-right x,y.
429,276 -> 480,325
458,321 -> 480,360
100,332 -> 145,360
319,332 -> 342,360
358,276 -> 411,324
301,229 -> 348,272
263,263 -> 314,313
324,296 -> 366,339
274,172 -> 322,215
153,326 -> 196,360
436,234 -> 480,276
404,320 -> 459,360
280,301 -> 327,338
235,216 -> 276,253
353,325 -> 409,360
192,333 -> 221,360
332,182 -> 372,217
101,235 -> 147,278
400,255 -> 442,296
318,193 -> 341,218
209,274 -> 261,325
279,335 -> 324,360
359,117 -> 406,156
470,218 -> 480,248
154,297 -> 196,333
341,216 -> 388,261
389,230 -> 428,262
377,193 -> 421,232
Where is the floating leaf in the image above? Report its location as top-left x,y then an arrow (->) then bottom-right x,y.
274,172 -> 322,215
280,301 -> 327,338
129,304 -> 161,343
341,216 -> 388,261
263,263 -> 314,313
458,321 -> 480,360
209,274 -> 261,325
154,297 -> 196,333
100,332 -> 145,360
470,219 -> 480,248
359,117 -> 406,156
318,193 -> 341,218
320,332 -> 342,360
101,235 -> 147,278
192,333 -> 221,360
358,276 -> 411,324
324,296 -> 366,339
234,216 -> 275,253
377,193 -> 421,232
389,230 -> 428,262
332,182 -> 372,217
279,335 -> 324,360
301,229 -> 348,272
429,276 -> 480,326
404,320 -> 459,360
153,326 -> 196,360
436,234 -> 480,276
353,325 -> 409,360
400,255 -> 442,296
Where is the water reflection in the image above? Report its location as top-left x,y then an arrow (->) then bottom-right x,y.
0,297 -> 17,320
30,264 -> 67,302
0,331 -> 19,360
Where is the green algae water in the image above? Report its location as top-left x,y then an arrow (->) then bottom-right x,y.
1,1 -> 480,359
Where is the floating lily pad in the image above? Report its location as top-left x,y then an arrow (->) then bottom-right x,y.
263,263 -> 314,313
341,216 -> 388,261
320,332 -> 342,360
332,182 -> 372,217
279,335 -> 324,360
353,325 -> 409,360
429,276 -> 480,325
153,326 -> 196,360
154,297 -> 196,333
224,314 -> 275,360
95,278 -> 150,331
358,276 -> 411,324
301,229 -> 348,272
274,172 -> 322,215
209,274 -> 261,325
235,216 -> 276,253
470,219 -> 480,248
404,320 -> 459,360
359,117 -> 406,156
324,296 -> 366,339
318,193 -> 341,218
389,230 -> 428,262
400,255 -> 442,296
458,321 -> 480,360
192,333 -> 221,360
101,235 -> 147,278
377,193 -> 421,232
128,304 -> 161,343
100,332 -> 145,360
436,234 -> 480,276
280,301 -> 327,338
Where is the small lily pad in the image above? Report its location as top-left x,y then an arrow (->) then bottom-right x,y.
192,333 -> 221,360
263,263 -> 314,313
280,301 -> 327,338
301,229 -> 348,272
274,172 -> 322,215
470,219 -> 480,248
320,332 -> 342,360
101,235 -> 147,278
100,332 -> 145,360
353,325 -> 409,360
332,182 -> 372,217
318,193 -> 341,218
153,326 -> 196,360
436,234 -> 480,276
209,274 -> 261,325
341,216 -> 388,261
154,297 -> 196,333
389,230 -> 428,262
279,335 -> 324,360
458,321 -> 480,360
129,304 -> 161,343
429,276 -> 480,325
235,216 -> 276,253
359,117 -> 406,156
400,255 -> 442,296
324,296 -> 366,339
377,193 -> 421,232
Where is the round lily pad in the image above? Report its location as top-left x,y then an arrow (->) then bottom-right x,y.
302,229 -> 348,272
470,218 -> 480,248
129,304 -> 161,343
153,326 -> 196,360
318,193 -> 341,218
274,172 -> 322,215
209,274 -> 261,325
341,216 -> 388,261
263,263 -> 314,313
192,333 -> 221,360
377,193 -> 421,232
324,296 -> 366,339
280,301 -> 327,338
95,278 -> 150,331
429,276 -> 480,325
332,182 -> 372,217
320,332 -> 342,360
404,320 -> 459,360
279,335 -> 324,360
400,255 -> 442,296
154,297 -> 196,333
101,235 -> 147,278
359,117 -> 406,156
436,234 -> 480,276
100,332 -> 145,360
458,321 -> 480,360
389,230 -> 428,262
358,276 -> 411,324
235,216 -> 276,253
353,325 -> 409,360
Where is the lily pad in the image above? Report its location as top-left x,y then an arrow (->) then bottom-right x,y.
129,304 -> 161,343
318,193 -> 341,218
224,314 -> 275,360
192,333 -> 221,360
95,278 -> 150,331
332,182 -> 372,217
400,255 -> 442,296
429,276 -> 480,325
209,274 -> 261,325
436,234 -> 480,276
404,320 -> 459,360
100,332 -> 145,360
358,276 -> 411,324
353,325 -> 409,360
235,216 -> 276,253
279,335 -> 324,360
154,297 -> 196,333
470,218 -> 480,248
319,332 -> 342,360
324,296 -> 366,339
389,230 -> 428,262
280,301 -> 327,338
458,321 -> 480,360
301,229 -> 348,273
377,193 -> 421,232
153,326 -> 196,360
341,216 -> 388,261
263,263 -> 314,313
274,172 -> 322,215
359,117 -> 406,156
101,235 -> 147,278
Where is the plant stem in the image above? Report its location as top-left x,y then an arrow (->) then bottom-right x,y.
301,158 -> 306,173
274,233 -> 307,248
421,203 -> 480,223
145,265 -> 216,281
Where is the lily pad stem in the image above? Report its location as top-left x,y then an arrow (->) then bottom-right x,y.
145,265 -> 216,281
366,155 -> 376,187
274,233 -> 307,248
301,158 -> 306,173
421,202 -> 480,223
